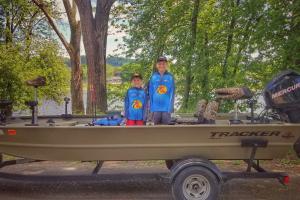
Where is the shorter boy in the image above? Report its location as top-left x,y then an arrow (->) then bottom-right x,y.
124,73 -> 147,126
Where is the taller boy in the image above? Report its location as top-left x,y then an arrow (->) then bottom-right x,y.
148,56 -> 175,125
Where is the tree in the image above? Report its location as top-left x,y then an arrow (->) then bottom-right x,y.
0,0 -> 49,45
32,0 -> 84,114
0,43 -> 69,111
182,0 -> 200,109
0,0 -> 71,114
74,0 -> 115,113
120,0 -> 300,112
221,0 -> 240,79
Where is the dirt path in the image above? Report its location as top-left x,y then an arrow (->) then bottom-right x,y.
0,161 -> 299,200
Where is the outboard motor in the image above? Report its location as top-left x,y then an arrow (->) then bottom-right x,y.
264,70 -> 300,123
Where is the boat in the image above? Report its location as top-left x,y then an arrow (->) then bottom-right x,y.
0,118 -> 299,161
0,70 -> 299,200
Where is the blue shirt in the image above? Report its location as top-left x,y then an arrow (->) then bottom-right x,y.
148,71 -> 175,112
124,87 -> 147,121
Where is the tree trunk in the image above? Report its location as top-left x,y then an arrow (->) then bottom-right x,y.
222,0 -> 240,79
75,0 -> 114,114
201,32 -> 209,99
70,20 -> 84,114
32,0 -> 85,114
5,11 -> 12,44
182,0 -> 200,110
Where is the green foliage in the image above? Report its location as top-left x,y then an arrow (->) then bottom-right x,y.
114,0 -> 300,112
0,0 -> 54,43
107,82 -> 130,110
120,62 -> 152,82
0,45 -> 25,105
107,64 -> 121,78
107,62 -> 151,110
0,43 -> 69,110
25,42 -> 70,102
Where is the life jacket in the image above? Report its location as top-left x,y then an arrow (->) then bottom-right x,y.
93,116 -> 124,126
124,87 -> 147,120
148,71 -> 175,112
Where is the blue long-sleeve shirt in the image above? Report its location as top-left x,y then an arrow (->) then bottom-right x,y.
148,71 -> 175,112
124,87 -> 147,121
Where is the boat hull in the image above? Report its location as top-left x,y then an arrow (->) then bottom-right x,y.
0,124 -> 299,161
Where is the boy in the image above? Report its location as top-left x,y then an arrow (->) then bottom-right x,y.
148,56 -> 175,125
124,73 -> 147,126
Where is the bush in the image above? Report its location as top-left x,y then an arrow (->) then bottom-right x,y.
0,42 -> 69,111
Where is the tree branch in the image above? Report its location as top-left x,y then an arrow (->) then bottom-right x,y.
63,0 -> 76,26
31,0 -> 72,54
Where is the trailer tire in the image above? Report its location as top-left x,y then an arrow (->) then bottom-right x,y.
172,166 -> 220,200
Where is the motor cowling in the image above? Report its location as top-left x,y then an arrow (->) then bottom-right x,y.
264,70 -> 300,123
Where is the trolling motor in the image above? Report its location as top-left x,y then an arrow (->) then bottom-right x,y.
0,100 -> 12,126
61,97 -> 72,119
25,76 -> 46,126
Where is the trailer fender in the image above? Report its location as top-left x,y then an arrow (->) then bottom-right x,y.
170,158 -> 223,184
294,137 -> 300,158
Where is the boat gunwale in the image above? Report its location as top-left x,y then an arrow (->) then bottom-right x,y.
2,123 -> 300,129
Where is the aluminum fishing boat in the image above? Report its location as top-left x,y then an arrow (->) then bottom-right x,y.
0,118 -> 299,161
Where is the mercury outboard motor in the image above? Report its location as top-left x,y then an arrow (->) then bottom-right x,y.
263,70 -> 300,123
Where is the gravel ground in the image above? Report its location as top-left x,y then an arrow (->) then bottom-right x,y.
0,161 -> 299,200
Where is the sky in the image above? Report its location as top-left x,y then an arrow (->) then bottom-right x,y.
56,0 -> 125,57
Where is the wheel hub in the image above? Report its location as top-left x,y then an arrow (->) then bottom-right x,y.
183,175 -> 211,200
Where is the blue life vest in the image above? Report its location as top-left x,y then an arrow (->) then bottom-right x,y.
93,117 -> 123,126
148,71 -> 175,112
124,87 -> 147,120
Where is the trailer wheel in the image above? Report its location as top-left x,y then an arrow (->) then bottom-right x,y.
172,166 -> 220,200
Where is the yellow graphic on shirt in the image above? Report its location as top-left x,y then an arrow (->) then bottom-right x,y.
157,85 -> 168,94
132,100 -> 143,109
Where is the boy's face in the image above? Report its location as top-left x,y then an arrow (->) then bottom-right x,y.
132,77 -> 143,87
156,61 -> 168,73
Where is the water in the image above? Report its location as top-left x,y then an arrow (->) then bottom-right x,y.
14,91 -> 123,116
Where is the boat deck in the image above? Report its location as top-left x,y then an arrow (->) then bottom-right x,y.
2,114 -> 284,127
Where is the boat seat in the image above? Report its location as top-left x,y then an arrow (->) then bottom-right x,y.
26,76 -> 46,87
25,101 -> 38,107
215,87 -> 253,100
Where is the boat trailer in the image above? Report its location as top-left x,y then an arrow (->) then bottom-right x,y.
0,137 -> 296,200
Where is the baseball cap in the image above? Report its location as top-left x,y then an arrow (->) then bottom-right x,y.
131,73 -> 143,80
157,56 -> 168,62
